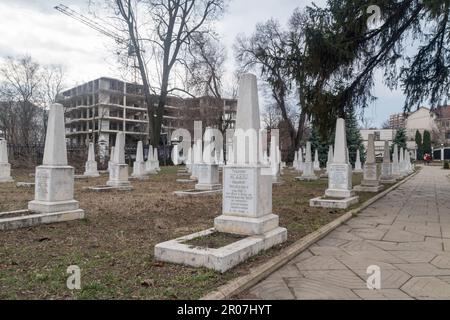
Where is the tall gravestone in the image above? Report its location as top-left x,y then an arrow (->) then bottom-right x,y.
108,146 -> 115,172
321,145 -> 334,178
310,118 -> 359,209
380,140 -> 396,183
355,134 -> 383,192
270,134 -> 281,183
293,151 -> 298,169
153,148 -> 160,172
28,104 -> 84,215
84,142 -> 100,177
195,128 -> 220,190
399,147 -> 406,176
155,74 -> 287,273
296,142 -> 318,181
107,132 -> 131,187
313,149 -> 320,171
0,139 -> 13,182
185,146 -> 193,173
354,149 -> 363,173
132,141 -> 147,179
405,149 -> 412,174
214,74 -> 287,240
297,148 -> 304,172
392,144 -> 400,178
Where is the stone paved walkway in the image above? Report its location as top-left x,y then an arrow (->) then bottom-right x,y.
244,166 -> 450,300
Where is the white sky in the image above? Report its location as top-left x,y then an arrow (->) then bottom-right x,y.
0,0 -> 406,127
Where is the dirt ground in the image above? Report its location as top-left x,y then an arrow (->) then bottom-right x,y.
0,166 -> 376,299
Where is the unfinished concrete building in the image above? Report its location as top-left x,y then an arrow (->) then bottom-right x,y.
59,77 -> 237,148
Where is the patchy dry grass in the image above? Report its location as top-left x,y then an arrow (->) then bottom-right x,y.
0,166 -> 386,300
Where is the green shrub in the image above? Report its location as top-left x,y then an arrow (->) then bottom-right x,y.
444,161 -> 450,170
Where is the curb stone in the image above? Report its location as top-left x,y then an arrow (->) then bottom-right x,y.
200,170 -> 419,300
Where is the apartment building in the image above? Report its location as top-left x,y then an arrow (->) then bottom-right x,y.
389,113 -> 407,129
59,77 -> 237,148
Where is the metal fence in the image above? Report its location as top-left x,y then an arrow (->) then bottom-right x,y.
7,144 -> 174,170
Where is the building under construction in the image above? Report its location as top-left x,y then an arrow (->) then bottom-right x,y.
60,77 -> 237,148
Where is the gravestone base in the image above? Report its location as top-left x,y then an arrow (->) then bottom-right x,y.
176,179 -> 196,184
28,199 -> 81,214
177,172 -> 190,177
86,185 -> 133,192
295,175 -> 318,181
145,162 -> 158,175
154,227 -> 287,273
16,182 -> 35,188
29,166 -> 78,213
74,175 -> 89,180
0,163 -> 13,182
353,169 -> 363,174
272,179 -> 284,186
173,189 -> 222,198
195,183 -> 222,191
0,209 -> 85,231
84,161 -> 100,177
129,175 -> 150,181
132,162 -> 147,180
354,184 -> 384,192
214,214 -> 280,236
107,164 -> 131,188
309,196 -> 359,209
380,177 -> 397,184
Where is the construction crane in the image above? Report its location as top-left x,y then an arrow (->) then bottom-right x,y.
54,3 -> 142,81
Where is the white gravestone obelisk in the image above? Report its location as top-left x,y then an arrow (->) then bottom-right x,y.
214,74 -> 287,240
313,149 -> 320,171
155,74 -> 287,273
296,141 -> 318,181
354,148 -> 363,173
107,132 -> 131,187
0,139 -> 13,182
195,128 -> 221,190
28,104 -> 84,215
297,148 -> 304,172
108,146 -> 115,172
392,144 -> 400,178
132,141 -> 148,179
321,145 -> 334,178
293,151 -> 298,169
355,134 -> 383,192
270,133 -> 282,184
84,142 -> 100,177
399,147 -> 407,176
380,140 -> 396,183
310,118 -> 359,209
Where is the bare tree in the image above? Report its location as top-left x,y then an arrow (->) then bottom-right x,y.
0,56 -> 42,146
186,32 -> 225,98
93,0 -> 227,148
0,56 -> 66,145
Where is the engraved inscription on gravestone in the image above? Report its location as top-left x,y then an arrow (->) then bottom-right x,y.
365,164 -> 377,180
329,165 -> 349,189
224,168 -> 255,215
36,170 -> 49,196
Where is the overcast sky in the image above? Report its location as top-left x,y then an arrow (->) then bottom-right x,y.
0,0 -> 406,127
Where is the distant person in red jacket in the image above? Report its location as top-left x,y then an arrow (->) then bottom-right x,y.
423,153 -> 432,165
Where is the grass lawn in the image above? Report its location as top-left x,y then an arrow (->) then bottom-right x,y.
0,166 -> 394,299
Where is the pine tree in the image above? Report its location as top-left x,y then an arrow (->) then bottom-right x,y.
415,130 -> 423,161
345,108 -> 365,166
392,128 -> 407,153
310,128 -> 333,167
423,130 -> 432,155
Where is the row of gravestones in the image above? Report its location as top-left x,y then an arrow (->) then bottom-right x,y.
0,73 -> 414,273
